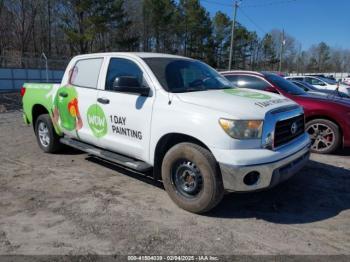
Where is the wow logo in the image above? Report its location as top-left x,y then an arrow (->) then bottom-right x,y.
87,104 -> 107,138
224,89 -> 271,100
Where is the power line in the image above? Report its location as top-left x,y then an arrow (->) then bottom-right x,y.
201,0 -> 297,8
241,0 -> 297,8
239,7 -> 268,34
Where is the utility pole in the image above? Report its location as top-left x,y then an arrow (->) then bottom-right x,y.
279,29 -> 285,72
228,0 -> 239,70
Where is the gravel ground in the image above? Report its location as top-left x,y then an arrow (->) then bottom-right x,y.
0,110 -> 350,256
0,92 -> 21,112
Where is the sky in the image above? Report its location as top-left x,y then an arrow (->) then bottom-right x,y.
200,0 -> 350,50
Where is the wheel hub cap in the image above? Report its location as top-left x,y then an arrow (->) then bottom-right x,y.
38,122 -> 50,147
172,160 -> 203,197
307,123 -> 335,152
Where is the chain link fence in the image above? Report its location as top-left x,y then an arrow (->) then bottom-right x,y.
0,54 -> 68,92
0,54 -> 69,70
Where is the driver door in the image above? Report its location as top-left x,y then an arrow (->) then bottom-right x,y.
96,57 -> 155,162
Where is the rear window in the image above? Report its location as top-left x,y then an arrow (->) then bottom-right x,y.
265,74 -> 306,95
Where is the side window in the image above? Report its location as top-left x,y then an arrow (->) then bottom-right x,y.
292,77 -> 304,81
304,77 -> 312,84
71,58 -> 103,88
224,75 -> 239,86
236,75 -> 270,90
105,58 -> 144,91
310,78 -> 325,85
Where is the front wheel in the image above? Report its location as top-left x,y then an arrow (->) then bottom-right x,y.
306,119 -> 341,154
161,142 -> 224,213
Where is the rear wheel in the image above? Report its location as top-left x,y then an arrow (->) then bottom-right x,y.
35,114 -> 62,153
161,142 -> 224,213
306,119 -> 341,154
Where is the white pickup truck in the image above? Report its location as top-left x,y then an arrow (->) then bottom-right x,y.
22,53 -> 310,213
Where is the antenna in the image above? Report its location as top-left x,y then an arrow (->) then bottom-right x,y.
41,52 -> 49,82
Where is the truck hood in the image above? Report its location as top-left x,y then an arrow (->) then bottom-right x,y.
176,88 -> 297,119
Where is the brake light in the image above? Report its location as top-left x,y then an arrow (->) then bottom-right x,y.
20,86 -> 26,97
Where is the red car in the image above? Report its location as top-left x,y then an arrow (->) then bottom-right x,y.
222,71 -> 350,154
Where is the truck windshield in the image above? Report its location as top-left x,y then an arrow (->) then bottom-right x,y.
143,58 -> 233,93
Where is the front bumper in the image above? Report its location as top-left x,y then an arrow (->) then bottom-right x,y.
219,143 -> 310,192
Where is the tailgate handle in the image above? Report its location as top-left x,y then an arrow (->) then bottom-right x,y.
97,97 -> 110,104
59,92 -> 68,98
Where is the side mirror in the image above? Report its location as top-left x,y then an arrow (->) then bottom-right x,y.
112,76 -> 150,96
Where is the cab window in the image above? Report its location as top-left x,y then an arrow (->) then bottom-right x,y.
105,58 -> 144,91
71,58 -> 103,88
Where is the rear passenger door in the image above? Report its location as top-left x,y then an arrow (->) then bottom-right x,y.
96,57 -> 155,162
54,57 -> 103,146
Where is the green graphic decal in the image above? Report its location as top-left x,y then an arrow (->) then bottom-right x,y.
87,104 -> 107,138
224,89 -> 271,100
54,86 -> 79,131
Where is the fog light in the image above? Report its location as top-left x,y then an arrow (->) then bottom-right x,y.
243,171 -> 260,186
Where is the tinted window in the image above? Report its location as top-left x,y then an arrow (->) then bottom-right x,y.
71,58 -> 103,88
305,77 -> 325,86
290,77 -> 304,81
235,75 -> 270,90
319,77 -> 337,84
265,74 -> 306,95
224,75 -> 239,86
105,58 -> 144,91
143,58 -> 232,92
292,81 -> 309,91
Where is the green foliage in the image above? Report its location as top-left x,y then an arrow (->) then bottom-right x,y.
1,0 -> 349,73
59,0 -> 136,53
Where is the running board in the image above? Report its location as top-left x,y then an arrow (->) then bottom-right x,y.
60,137 -> 152,172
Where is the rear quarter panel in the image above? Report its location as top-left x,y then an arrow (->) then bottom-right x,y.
293,96 -> 350,147
22,83 -> 61,132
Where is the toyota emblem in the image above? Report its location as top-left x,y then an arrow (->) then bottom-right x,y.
291,122 -> 298,134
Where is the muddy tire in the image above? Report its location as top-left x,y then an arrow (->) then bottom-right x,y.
161,142 -> 224,213
35,114 -> 62,153
306,119 -> 341,154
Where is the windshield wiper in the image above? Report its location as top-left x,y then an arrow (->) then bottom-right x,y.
172,87 -> 208,93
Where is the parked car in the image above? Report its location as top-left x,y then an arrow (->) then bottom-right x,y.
222,71 -> 350,154
290,80 -> 350,98
306,74 -> 336,81
21,53 -> 310,213
285,75 -> 350,96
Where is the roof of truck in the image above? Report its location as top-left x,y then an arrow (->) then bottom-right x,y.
73,52 -> 190,60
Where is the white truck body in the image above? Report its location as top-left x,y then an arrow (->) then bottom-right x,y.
23,52 -> 310,212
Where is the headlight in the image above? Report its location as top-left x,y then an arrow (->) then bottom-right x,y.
219,119 -> 263,139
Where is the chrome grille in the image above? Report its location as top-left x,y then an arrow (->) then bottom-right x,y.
274,114 -> 305,148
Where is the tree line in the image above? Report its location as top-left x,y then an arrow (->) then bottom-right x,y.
0,0 -> 349,72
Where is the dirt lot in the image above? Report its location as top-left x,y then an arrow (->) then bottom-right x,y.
0,108 -> 350,255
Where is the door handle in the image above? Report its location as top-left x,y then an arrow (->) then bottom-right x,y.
97,97 -> 110,104
59,92 -> 68,98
